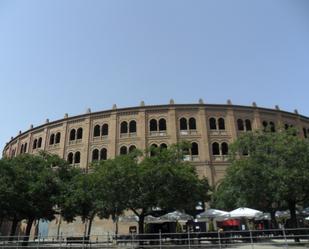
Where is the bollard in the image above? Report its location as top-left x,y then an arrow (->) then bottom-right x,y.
218,230 -> 222,249
282,227 -> 288,249
249,229 -> 254,249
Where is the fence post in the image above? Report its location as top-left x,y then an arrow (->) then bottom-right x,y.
59,232 -> 62,249
131,232 -> 134,249
249,229 -> 254,249
187,229 -> 191,249
218,230 -> 222,249
282,227 -> 288,249
36,233 -> 40,249
159,230 -> 162,249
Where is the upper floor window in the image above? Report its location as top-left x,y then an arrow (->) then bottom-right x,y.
159,118 -> 167,131
77,128 -> 83,139
150,119 -> 157,131
189,118 -> 196,130
149,118 -> 167,134
237,119 -> 252,131
69,129 -> 76,141
129,121 -> 136,133
55,132 -> 61,144
262,121 -> 276,132
102,124 -> 109,136
120,121 -> 128,134
212,142 -> 229,156
180,117 -> 197,133
180,118 -> 188,130
38,137 -> 42,148
94,125 -> 100,137
50,134 -> 55,145
209,117 -> 225,131
33,139 -> 38,149
92,148 -> 108,161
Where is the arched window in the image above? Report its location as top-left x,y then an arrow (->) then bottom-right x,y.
69,129 -> 76,141
24,143 -> 27,153
20,144 -> 24,154
100,148 -> 107,160
120,121 -> 128,134
150,144 -> 158,157
67,152 -> 73,164
150,119 -> 157,131
92,149 -> 99,161
38,137 -> 42,148
245,119 -> 252,131
160,143 -> 167,150
120,146 -> 127,155
74,151 -> 81,164
189,118 -> 196,130
284,124 -> 289,130
129,120 -> 137,133
237,119 -> 244,131
180,118 -> 187,130
212,142 -> 220,155
191,142 -> 199,155
55,132 -> 61,144
221,142 -> 228,155
50,134 -> 55,145
209,118 -> 217,130
269,122 -> 275,132
94,125 -> 100,137
159,118 -> 166,131
218,118 -> 225,130
102,124 -> 108,136
303,128 -> 308,138
33,139 -> 37,149
77,128 -> 83,139
262,121 -> 268,131
129,145 -> 136,153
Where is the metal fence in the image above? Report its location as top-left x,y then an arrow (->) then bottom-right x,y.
1,228 -> 309,248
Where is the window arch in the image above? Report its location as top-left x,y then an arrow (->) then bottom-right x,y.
129,145 -> 136,153
150,119 -> 157,131
100,148 -> 107,160
38,137 -> 42,148
74,151 -> 81,164
129,120 -> 137,133
191,142 -> 199,155
94,125 -> 100,137
20,144 -> 24,154
92,149 -> 99,161
180,118 -> 187,130
303,128 -> 308,138
67,152 -> 73,164
221,142 -> 229,155
189,118 -> 196,130
269,122 -> 275,132
102,124 -> 108,136
50,134 -> 55,145
24,143 -> 27,153
77,128 -> 83,139
120,121 -> 128,134
209,118 -> 217,130
69,129 -> 76,141
159,118 -> 166,131
212,142 -> 220,155
237,119 -> 244,131
245,119 -> 252,131
218,118 -> 225,130
160,143 -> 167,150
120,146 -> 127,155
150,144 -> 158,157
262,121 -> 268,131
55,132 -> 61,144
33,139 -> 37,149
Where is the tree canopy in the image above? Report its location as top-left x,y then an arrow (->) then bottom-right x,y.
212,128 -> 309,228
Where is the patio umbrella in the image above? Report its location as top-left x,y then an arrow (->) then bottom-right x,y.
229,207 -> 263,219
196,209 -> 230,221
159,211 -> 193,222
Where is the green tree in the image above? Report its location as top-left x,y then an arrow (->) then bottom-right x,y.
94,144 -> 210,234
212,128 -> 309,228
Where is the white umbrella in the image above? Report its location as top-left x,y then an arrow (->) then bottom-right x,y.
305,216 -> 309,221
229,207 -> 263,219
197,209 -> 230,220
159,211 -> 193,221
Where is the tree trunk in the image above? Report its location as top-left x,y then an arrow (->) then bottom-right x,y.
138,215 -> 144,234
9,216 -> 19,241
87,213 -> 95,237
288,201 -> 300,242
115,217 -> 119,236
270,210 -> 278,229
22,217 -> 34,246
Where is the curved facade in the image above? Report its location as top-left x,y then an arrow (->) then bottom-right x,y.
3,102 -> 309,185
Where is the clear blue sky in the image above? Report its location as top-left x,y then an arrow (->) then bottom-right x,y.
1,0 -> 309,150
